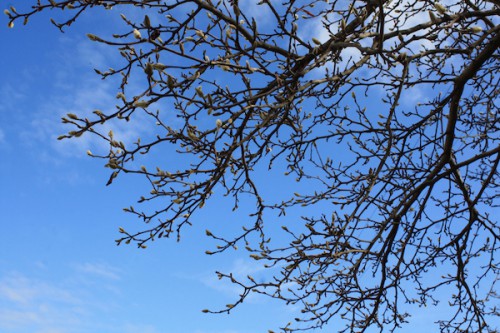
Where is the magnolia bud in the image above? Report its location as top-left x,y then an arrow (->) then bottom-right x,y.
133,29 -> 142,39
187,130 -> 199,141
134,100 -> 150,107
143,15 -> 151,28
340,19 -> 346,30
144,63 -> 153,77
195,30 -> 206,39
152,63 -> 167,70
428,11 -> 437,23
116,92 -> 126,101
195,86 -> 204,97
87,33 -> 101,41
434,2 -> 447,15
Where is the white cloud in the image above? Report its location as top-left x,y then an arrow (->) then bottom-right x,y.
73,262 -> 121,280
0,262 -> 159,333
400,84 -> 429,106
228,258 -> 267,277
240,0 -> 272,22
0,272 -> 84,332
0,309 -> 43,330
0,81 -> 27,114
0,272 -> 79,306
122,323 -> 161,333
194,330 -> 243,333
200,258 -> 269,300
16,35 -> 158,161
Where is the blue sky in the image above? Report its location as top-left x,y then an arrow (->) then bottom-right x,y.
0,8 -> 298,333
1,3 -> 498,333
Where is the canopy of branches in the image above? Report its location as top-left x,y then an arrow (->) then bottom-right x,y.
6,0 -> 499,332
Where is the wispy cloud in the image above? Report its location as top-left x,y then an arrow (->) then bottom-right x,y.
122,323 -> 161,333
240,0 -> 272,22
199,258 -> 269,301
0,81 -> 27,114
73,262 -> 121,280
0,272 -> 80,306
0,271 -> 85,332
193,330 -> 244,333
18,36 -> 161,161
0,128 -> 5,145
0,260 -> 152,333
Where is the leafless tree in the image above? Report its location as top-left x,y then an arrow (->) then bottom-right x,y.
6,0 -> 499,332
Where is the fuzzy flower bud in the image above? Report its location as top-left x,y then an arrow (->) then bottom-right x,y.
470,26 -> 482,33
134,100 -> 150,108
116,92 -> 126,101
195,30 -> 206,39
434,2 -> 447,15
86,33 -> 102,42
133,29 -> 142,39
